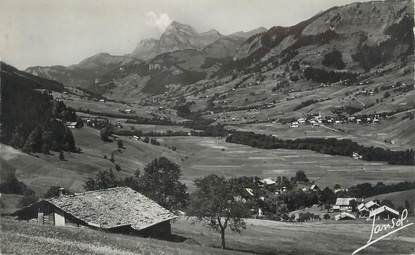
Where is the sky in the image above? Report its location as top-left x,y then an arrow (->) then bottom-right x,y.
0,0 -> 372,69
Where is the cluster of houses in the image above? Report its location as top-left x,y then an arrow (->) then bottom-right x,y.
332,198 -> 399,221
319,79 -> 354,88
257,178 -> 321,193
380,81 -> 413,93
290,114 -> 323,128
289,112 -> 385,128
240,176 -> 402,222
354,88 -> 378,97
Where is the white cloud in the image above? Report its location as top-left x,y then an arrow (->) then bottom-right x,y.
145,11 -> 172,32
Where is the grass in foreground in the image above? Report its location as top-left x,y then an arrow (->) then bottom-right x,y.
173,217 -> 415,255
0,218 -> 247,255
2,216 -> 415,255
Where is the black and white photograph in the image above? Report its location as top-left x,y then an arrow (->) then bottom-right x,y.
1,0 -> 414,254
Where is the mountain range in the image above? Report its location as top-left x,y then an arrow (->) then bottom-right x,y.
25,0 -> 413,107
26,22 -> 266,92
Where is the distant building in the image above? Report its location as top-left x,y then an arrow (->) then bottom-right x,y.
310,184 -> 320,192
335,212 -> 356,221
149,63 -> 161,71
364,201 -> 379,211
369,205 -> 399,220
297,118 -> 306,124
13,187 -> 176,239
290,122 -> 299,128
334,187 -> 348,194
352,152 -> 363,160
259,178 -> 276,186
65,121 -> 82,129
357,200 -> 379,218
123,109 -> 135,114
333,198 -> 357,211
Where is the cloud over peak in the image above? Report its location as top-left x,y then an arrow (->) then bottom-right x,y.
145,11 -> 172,32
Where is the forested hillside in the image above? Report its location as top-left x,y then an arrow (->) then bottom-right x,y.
1,62 -> 78,154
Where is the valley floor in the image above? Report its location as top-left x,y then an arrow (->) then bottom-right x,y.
1,125 -> 414,195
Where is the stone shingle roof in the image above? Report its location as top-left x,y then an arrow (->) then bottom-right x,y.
47,187 -> 176,231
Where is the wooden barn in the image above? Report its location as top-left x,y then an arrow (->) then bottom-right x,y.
13,187 -> 177,239
369,205 -> 399,220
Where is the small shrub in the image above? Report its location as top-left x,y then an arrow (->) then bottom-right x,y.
59,151 -> 65,160
117,140 -> 124,149
150,138 -> 160,146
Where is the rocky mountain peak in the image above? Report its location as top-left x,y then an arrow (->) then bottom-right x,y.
131,21 -> 222,59
164,21 -> 197,35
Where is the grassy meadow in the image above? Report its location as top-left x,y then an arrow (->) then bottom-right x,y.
158,136 -> 415,190
2,125 -> 413,196
173,217 -> 415,255
0,218 -> 245,255
2,217 -> 414,255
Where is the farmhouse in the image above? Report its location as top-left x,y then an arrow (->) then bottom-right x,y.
369,205 -> 399,220
13,187 -> 177,239
333,198 -> 357,211
357,200 -> 379,217
65,121 -> 82,129
259,178 -> 276,186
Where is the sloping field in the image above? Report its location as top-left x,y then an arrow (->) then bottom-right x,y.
0,194 -> 23,215
367,189 -> 415,209
1,219 -> 245,255
0,127 -> 180,195
2,217 -> 414,255
2,127 -> 414,197
159,136 -> 415,190
234,121 -> 413,150
173,217 -> 415,255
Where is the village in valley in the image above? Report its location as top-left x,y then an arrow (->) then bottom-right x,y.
1,0 -> 415,254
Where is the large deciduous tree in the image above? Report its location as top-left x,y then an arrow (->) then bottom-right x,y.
84,169 -> 119,191
138,157 -> 188,211
188,174 -> 249,249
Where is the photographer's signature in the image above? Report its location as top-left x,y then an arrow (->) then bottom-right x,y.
352,209 -> 413,254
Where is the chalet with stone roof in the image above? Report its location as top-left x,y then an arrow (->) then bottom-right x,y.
13,187 -> 177,239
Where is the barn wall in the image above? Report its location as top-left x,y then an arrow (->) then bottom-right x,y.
15,201 -> 83,227
138,220 -> 172,239
108,220 -> 172,239
54,212 -> 65,226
